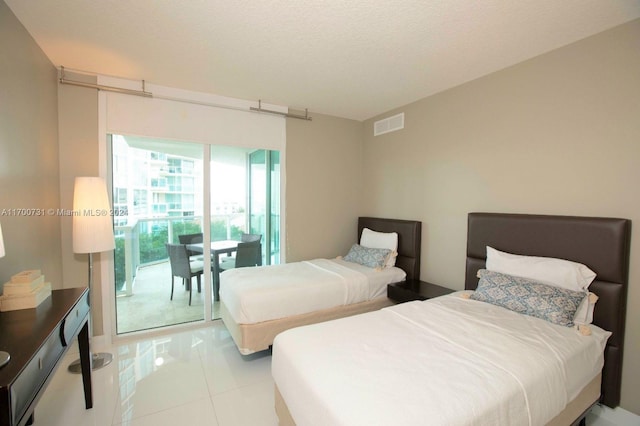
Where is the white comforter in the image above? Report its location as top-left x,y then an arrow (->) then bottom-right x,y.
220,258 -> 405,324
272,294 -> 610,426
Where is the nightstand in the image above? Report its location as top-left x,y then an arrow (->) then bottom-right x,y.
387,279 -> 454,303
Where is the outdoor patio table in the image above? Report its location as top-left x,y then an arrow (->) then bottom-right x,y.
187,240 -> 239,300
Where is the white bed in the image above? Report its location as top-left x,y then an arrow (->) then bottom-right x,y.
219,217 -> 422,355
272,293 -> 610,426
220,258 -> 405,324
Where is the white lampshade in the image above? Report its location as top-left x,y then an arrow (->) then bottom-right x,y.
0,222 -> 5,258
72,177 -> 115,254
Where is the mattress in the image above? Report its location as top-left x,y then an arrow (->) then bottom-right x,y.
272,293 -> 611,426
219,258 -> 406,324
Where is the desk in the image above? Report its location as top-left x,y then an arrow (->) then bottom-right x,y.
187,240 -> 239,301
0,288 -> 92,426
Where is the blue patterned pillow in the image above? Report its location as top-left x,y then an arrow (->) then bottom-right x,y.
471,269 -> 585,327
343,244 -> 391,269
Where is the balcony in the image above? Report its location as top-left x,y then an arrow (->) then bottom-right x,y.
114,214 -> 245,334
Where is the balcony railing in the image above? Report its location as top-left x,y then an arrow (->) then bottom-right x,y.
114,214 -> 246,297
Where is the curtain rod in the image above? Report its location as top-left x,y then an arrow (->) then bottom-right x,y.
250,100 -> 312,121
58,67 -> 312,121
59,66 -> 153,98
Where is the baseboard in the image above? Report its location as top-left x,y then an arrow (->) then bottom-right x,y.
589,404 -> 640,425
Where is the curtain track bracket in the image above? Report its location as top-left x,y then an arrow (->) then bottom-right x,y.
250,100 -> 312,121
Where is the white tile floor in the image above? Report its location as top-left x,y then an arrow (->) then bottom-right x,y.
36,321 -> 277,426
35,320 -> 638,426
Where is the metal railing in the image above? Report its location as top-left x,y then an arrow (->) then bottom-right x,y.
114,214 -> 245,296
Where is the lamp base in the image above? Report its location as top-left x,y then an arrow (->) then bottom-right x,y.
68,352 -> 113,373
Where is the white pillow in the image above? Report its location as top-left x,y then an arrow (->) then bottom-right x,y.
360,228 -> 398,267
486,246 -> 596,292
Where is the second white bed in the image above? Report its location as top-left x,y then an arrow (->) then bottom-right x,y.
220,258 -> 406,324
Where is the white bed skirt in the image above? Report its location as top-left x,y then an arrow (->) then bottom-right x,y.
220,296 -> 394,355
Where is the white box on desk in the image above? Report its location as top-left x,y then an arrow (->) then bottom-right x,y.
0,282 -> 52,312
10,269 -> 42,283
3,275 -> 45,295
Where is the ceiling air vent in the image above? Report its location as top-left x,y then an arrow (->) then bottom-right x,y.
374,113 -> 404,136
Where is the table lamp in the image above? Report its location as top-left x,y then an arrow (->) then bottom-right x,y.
0,222 -> 9,368
68,177 -> 116,373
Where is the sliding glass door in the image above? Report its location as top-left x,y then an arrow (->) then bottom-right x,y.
208,147 -> 281,320
111,136 -> 282,334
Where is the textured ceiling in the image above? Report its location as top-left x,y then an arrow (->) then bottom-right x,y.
5,0 -> 640,121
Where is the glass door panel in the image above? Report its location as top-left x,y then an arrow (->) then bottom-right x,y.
209,147 -> 281,320
248,150 -> 267,264
209,146 -> 250,319
269,151 -> 281,265
248,149 -> 281,266
111,135 -> 206,334
110,137 -> 283,331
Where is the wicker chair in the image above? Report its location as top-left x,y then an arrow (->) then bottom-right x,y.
166,243 -> 203,305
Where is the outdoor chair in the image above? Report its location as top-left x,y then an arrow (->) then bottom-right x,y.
166,243 -> 204,305
219,241 -> 262,271
178,232 -> 204,261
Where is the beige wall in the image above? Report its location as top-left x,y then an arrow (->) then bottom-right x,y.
285,112 -> 363,261
57,72 -> 103,333
0,2 -> 62,288
362,19 -> 640,414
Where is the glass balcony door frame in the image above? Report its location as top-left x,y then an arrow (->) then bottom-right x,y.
247,149 -> 281,265
97,82 -> 286,343
108,141 -> 285,336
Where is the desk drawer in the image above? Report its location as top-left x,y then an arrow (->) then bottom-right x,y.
10,330 -> 64,425
61,292 -> 90,347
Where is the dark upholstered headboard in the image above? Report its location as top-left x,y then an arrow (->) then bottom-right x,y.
465,213 -> 631,408
358,217 -> 421,281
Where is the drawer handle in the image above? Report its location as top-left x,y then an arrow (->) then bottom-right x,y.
39,357 -> 43,370
60,318 -> 68,347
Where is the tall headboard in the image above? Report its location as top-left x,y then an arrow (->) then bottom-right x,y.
358,217 -> 421,281
465,212 -> 631,408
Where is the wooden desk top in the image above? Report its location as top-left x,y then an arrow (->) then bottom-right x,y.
0,287 -> 88,386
